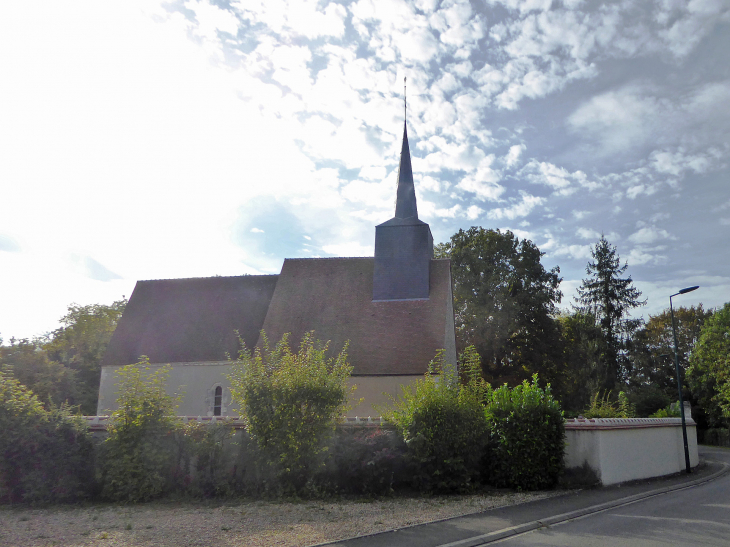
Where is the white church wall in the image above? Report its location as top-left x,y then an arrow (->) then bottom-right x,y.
97,362 -> 233,417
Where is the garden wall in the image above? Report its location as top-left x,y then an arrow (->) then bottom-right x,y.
564,417 -> 699,486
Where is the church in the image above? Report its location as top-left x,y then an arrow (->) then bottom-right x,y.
98,121 -> 456,418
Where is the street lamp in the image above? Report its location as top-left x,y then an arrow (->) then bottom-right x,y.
670,285 -> 699,474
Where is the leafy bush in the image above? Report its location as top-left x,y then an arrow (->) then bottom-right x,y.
485,375 -> 564,490
100,359 -> 180,502
0,366 -> 94,504
380,347 -> 489,493
328,427 -> 406,496
228,331 -> 354,495
649,403 -> 681,418
582,391 -> 635,418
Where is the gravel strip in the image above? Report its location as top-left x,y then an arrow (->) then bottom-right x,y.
0,491 -> 563,547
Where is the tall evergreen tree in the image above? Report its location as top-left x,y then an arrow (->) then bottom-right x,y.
575,235 -> 646,391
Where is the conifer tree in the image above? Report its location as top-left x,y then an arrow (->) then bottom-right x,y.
575,235 -> 646,391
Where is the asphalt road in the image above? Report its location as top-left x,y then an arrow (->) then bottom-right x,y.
490,447 -> 730,547
322,446 -> 730,547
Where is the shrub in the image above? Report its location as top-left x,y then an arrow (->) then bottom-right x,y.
0,366 -> 94,504
649,403 -> 681,418
228,331 -> 354,495
582,391 -> 636,418
380,347 -> 489,493
100,359 -> 180,502
485,375 -> 564,490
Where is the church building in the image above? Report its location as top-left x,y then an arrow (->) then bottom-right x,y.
98,121 -> 456,418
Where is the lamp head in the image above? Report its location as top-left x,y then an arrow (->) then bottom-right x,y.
678,286 -> 700,295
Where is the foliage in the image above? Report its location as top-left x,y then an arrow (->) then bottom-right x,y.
582,391 -> 636,419
485,375 -> 565,490
688,302 -> 730,426
628,305 -> 712,401
437,227 -> 563,388
45,299 -> 127,415
0,338 -> 78,409
0,366 -> 94,504
627,386 -> 672,417
0,298 -> 126,415
228,331 -> 354,495
575,236 -> 646,392
328,427 -> 406,496
100,359 -> 179,502
555,311 -> 608,413
380,347 -> 489,493
649,404 -> 681,418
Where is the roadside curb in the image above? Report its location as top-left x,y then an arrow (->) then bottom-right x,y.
315,458 -> 730,547
435,460 -> 730,547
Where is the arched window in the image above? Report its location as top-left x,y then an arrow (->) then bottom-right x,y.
213,386 -> 223,416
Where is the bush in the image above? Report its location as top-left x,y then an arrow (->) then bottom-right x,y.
485,375 -> 564,490
328,427 -> 407,496
380,347 -> 489,493
229,331 -> 354,495
100,359 -> 180,502
582,391 -> 635,418
649,403 -> 681,418
0,366 -> 94,504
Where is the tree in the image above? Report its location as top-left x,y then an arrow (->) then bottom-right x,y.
688,302 -> 730,427
44,299 -> 127,414
555,311 -> 608,413
437,227 -> 563,388
0,337 -> 78,407
629,305 -> 712,402
575,235 -> 646,391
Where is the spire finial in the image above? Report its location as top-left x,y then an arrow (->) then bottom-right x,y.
404,76 -> 407,122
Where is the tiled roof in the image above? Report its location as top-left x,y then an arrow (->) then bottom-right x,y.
259,257 -> 454,375
101,275 -> 278,366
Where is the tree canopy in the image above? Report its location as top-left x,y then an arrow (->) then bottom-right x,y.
437,227 -> 562,387
688,302 -> 730,426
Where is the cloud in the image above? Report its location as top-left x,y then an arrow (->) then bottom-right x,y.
576,227 -> 600,240
487,191 -> 544,220
522,159 -> 599,195
552,244 -> 592,261
628,226 -> 674,244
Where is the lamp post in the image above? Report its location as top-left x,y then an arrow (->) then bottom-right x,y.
670,285 -> 699,474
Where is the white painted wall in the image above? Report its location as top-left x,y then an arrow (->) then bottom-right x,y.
565,418 -> 699,485
98,362 -> 420,418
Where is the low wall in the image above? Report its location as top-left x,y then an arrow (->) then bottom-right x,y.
564,417 -> 699,486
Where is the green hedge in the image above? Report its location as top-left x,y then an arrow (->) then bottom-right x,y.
0,366 -> 94,504
485,375 -> 565,490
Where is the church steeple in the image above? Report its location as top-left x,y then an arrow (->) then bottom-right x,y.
372,83 -> 434,302
394,121 -> 418,220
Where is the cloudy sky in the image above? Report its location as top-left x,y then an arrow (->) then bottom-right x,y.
1,0 -> 728,341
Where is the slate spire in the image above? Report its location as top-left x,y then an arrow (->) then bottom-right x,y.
394,121 -> 418,220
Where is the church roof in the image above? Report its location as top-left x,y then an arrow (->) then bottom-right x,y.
259,257 -> 453,375
101,275 -> 278,367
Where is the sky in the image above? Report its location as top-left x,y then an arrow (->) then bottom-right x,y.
1,0 -> 729,341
